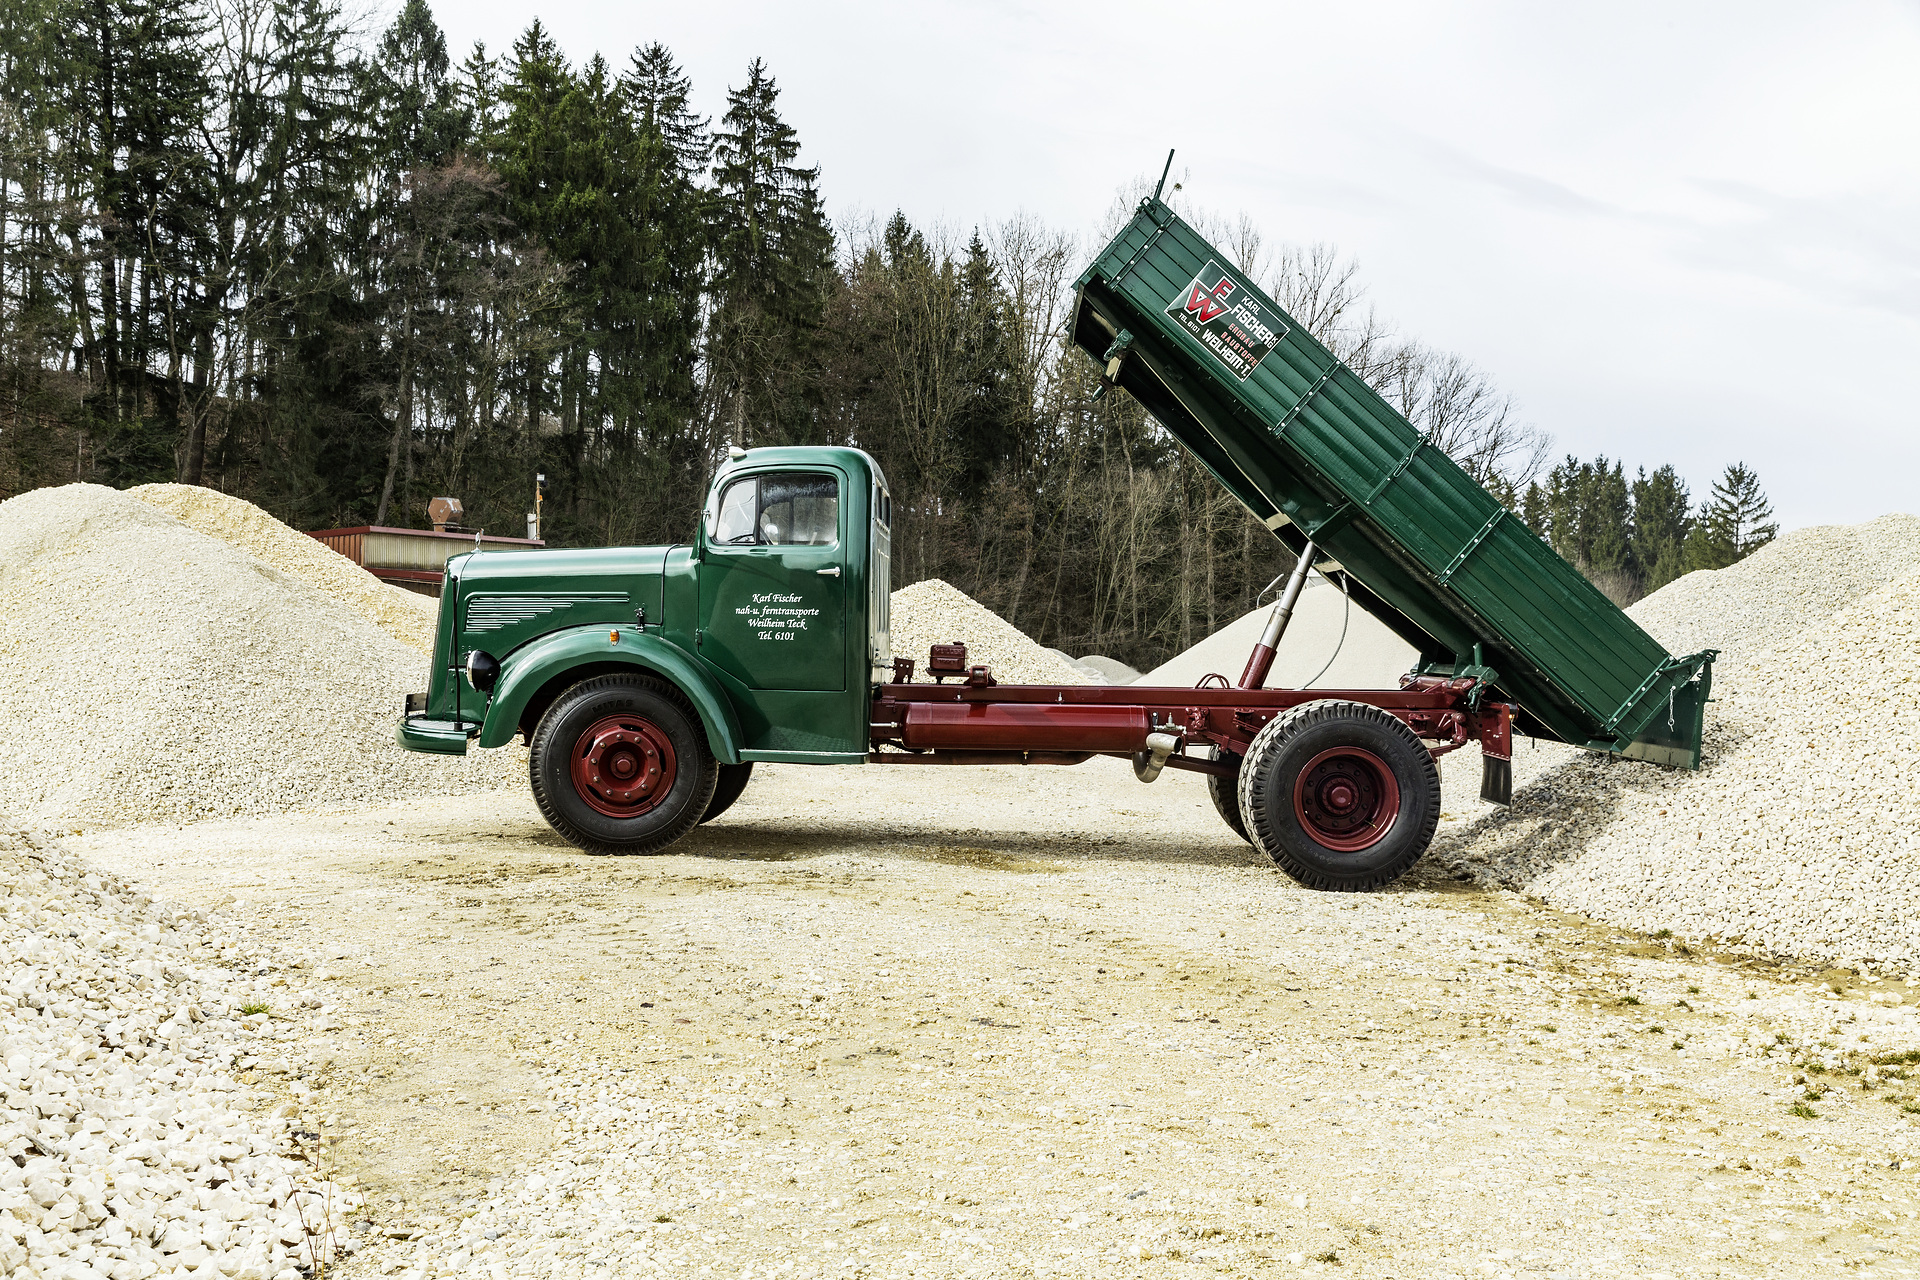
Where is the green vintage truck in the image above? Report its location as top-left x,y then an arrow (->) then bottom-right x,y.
400,447 -> 894,853
398,192 -> 1712,891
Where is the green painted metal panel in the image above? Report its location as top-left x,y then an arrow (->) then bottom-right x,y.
477,627 -> 746,762
1073,199 -> 1715,766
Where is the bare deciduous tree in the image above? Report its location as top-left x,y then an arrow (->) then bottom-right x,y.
1377,342 -> 1550,493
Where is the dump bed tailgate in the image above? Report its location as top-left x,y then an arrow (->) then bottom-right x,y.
1072,198 -> 1714,766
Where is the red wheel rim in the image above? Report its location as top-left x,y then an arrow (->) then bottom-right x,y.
1292,746 -> 1400,852
570,714 -> 677,819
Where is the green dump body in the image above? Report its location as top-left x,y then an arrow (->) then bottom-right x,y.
1072,199 -> 1715,767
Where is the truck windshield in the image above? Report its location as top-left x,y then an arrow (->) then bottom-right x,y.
713,472 -> 839,546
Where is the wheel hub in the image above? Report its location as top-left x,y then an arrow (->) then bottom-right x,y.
571,714 -> 677,819
1294,747 -> 1400,852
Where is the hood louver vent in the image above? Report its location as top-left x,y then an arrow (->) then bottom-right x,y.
463,593 -> 630,633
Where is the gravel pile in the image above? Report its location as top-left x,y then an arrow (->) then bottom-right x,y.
1441,514 -> 1920,975
1142,578 -> 1417,690
130,483 -> 437,655
0,484 -> 523,826
1626,513 -> 1920,664
1072,654 -> 1142,684
0,826 -> 357,1278
889,579 -> 1092,685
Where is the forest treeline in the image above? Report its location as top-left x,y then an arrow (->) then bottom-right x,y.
0,0 -> 1774,667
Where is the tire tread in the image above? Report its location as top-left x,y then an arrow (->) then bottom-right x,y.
528,673 -> 718,856
1238,699 -> 1439,892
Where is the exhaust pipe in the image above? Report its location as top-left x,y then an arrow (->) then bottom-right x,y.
1133,731 -> 1182,782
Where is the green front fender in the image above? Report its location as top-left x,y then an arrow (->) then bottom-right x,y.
477,627 -> 744,764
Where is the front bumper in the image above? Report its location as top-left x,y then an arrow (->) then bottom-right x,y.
397,709 -> 475,755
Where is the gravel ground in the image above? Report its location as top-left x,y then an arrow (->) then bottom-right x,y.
1439,515 -> 1920,976
0,825 -> 359,1279
0,484 -> 524,825
69,758 -> 1920,1280
131,483 -> 438,655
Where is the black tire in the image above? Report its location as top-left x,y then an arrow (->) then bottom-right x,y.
1207,749 -> 1250,844
529,674 -> 717,856
1238,699 -> 1439,892
699,761 -> 755,824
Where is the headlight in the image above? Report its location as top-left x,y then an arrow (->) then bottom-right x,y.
466,649 -> 500,693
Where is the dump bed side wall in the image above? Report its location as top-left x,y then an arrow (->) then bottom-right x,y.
1075,201 -> 1710,760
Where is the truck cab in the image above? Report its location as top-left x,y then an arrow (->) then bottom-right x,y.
399,446 -> 892,853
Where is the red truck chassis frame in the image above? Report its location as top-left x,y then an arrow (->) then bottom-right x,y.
868,673 -> 1513,778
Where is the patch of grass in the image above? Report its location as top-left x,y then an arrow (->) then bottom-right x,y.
1311,1250 -> 1342,1265
1747,990 -> 1759,1000
1686,985 -> 1701,994
1537,1024 -> 1558,1033
1653,929 -> 1672,940
1646,1025 -> 1664,1034
1618,995 -> 1642,1006
1675,999 -> 1692,1011
1672,1042 -> 1685,1051
1789,1101 -> 1819,1120
240,1002 -> 270,1016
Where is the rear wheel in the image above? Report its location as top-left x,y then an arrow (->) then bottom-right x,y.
529,674 -> 717,855
1207,749 -> 1249,843
1238,699 -> 1439,891
700,761 -> 755,824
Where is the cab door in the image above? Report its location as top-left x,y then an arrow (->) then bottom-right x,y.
696,468 -> 847,692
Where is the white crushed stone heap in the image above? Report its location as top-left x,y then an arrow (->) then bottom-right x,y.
0,484 -> 523,826
1626,513 -> 1920,665
888,579 -> 1092,685
130,483 -> 437,655
1440,513 -> 1920,975
0,827 -> 357,1279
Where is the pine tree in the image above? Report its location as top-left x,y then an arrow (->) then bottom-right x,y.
952,228 -> 1016,498
1581,458 -> 1633,602
56,0 -> 212,482
619,43 -> 710,178
455,41 -> 505,154
1629,464 -> 1691,593
496,20 -> 575,453
1687,462 -> 1777,571
709,58 -> 830,446
372,0 -> 461,524
1518,480 -> 1549,538
376,0 -> 460,168
612,41 -> 708,520
250,0 -> 389,525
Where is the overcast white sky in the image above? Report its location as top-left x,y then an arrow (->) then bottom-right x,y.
433,1 -> 1920,530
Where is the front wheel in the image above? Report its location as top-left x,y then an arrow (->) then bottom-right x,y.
529,674 -> 717,855
1238,699 -> 1439,891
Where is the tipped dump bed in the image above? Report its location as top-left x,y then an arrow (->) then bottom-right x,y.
1072,199 -> 1715,767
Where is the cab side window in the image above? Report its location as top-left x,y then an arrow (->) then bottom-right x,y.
711,472 -> 839,547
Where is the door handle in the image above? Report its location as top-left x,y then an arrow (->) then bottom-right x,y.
816,566 -> 842,577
